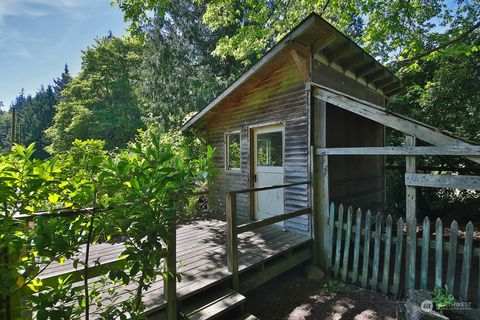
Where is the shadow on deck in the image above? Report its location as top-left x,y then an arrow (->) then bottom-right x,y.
41,219 -> 312,318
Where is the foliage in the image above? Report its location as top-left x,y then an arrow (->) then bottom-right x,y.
112,0 -> 170,38
45,36 -> 145,153
386,35 -> 480,216
136,0 -> 241,129
321,279 -> 349,294
101,127 -> 215,311
0,110 -> 11,150
0,66 -> 71,157
432,286 -> 455,312
53,64 -> 73,100
197,0 -> 479,65
18,85 -> 57,158
0,127 -> 215,318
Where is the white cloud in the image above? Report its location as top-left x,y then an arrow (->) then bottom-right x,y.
0,0 -> 90,59
0,0 -> 89,25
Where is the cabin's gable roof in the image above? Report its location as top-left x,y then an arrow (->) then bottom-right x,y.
182,13 -> 402,131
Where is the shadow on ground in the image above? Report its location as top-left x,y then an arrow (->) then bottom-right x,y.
245,265 -> 399,320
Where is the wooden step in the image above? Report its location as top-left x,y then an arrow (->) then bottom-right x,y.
181,288 -> 246,320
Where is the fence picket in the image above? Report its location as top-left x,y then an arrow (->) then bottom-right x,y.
372,213 -> 382,291
446,220 -> 458,295
459,222 -> 474,301
478,254 -> 480,310
435,218 -> 443,288
392,217 -> 404,296
381,215 -> 392,295
334,204 -> 344,278
341,207 -> 353,282
326,205 -> 479,305
407,217 -> 417,290
361,210 -> 372,288
352,208 -> 362,283
420,217 -> 430,290
328,202 -> 335,270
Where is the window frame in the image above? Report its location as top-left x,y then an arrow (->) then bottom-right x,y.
225,131 -> 241,172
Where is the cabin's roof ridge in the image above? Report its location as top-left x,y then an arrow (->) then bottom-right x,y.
182,12 -> 402,131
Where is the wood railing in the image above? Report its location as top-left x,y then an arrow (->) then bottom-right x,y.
225,181 -> 311,290
4,195 -> 214,320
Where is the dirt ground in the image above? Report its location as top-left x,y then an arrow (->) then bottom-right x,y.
245,265 -> 399,320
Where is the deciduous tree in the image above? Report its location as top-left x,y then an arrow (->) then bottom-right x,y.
45,36 -> 145,153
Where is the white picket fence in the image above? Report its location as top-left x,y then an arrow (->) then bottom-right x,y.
327,202 -> 479,308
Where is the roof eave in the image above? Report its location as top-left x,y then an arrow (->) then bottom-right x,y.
181,14 -> 319,131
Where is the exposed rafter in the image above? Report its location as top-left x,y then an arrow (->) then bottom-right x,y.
376,77 -> 397,90
340,52 -> 366,72
355,62 -> 381,79
327,42 -> 353,64
312,32 -> 336,55
365,69 -> 388,85
382,82 -> 403,95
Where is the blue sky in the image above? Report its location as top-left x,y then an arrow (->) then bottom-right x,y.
0,0 -> 127,109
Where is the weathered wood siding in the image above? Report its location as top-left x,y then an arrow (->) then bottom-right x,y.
312,62 -> 385,106
205,59 -> 310,234
326,104 -> 385,212
311,59 -> 386,212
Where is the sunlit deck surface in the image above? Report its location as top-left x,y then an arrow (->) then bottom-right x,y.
42,219 -> 310,318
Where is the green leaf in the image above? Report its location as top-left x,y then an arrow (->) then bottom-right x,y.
48,193 -> 60,204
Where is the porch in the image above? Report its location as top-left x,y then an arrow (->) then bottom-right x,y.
40,219 -> 312,319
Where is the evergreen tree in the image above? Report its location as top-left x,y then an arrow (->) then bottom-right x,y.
53,64 -> 73,99
20,85 -> 56,158
138,0 -> 241,129
0,65 -> 73,157
10,89 -> 27,112
0,110 -> 11,150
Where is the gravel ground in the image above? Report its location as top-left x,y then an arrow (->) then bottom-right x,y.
245,265 -> 401,320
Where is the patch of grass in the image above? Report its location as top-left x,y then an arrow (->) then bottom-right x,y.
321,279 -> 349,294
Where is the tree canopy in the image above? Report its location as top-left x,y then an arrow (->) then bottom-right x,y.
136,0 -> 241,129
45,36 -> 145,153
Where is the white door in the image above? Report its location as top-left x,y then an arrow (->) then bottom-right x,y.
253,125 -> 284,222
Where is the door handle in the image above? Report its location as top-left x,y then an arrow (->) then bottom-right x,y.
253,173 -> 257,183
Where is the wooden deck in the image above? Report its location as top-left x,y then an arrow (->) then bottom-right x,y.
41,219 -> 311,318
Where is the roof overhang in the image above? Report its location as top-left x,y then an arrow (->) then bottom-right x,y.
182,13 -> 403,131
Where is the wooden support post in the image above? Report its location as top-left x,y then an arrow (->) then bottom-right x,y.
405,135 -> 416,291
165,217 -> 177,320
312,97 -> 329,271
308,82 -> 320,267
226,192 -> 239,291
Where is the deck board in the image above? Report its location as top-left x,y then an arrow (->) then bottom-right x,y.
41,219 -> 310,317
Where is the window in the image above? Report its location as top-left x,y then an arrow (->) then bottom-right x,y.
256,131 -> 283,166
226,133 -> 241,170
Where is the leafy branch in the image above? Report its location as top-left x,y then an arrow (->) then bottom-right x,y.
396,20 -> 480,65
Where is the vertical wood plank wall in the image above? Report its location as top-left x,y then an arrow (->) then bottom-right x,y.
205,59 -> 310,234
312,59 -> 386,214
326,106 -> 385,211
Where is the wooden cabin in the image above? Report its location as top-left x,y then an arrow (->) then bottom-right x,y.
183,13 -> 402,236
10,14 -> 479,320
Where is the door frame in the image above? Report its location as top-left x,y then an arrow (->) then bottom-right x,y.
248,122 -> 285,220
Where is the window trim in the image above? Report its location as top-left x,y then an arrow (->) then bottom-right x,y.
225,131 -> 241,172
